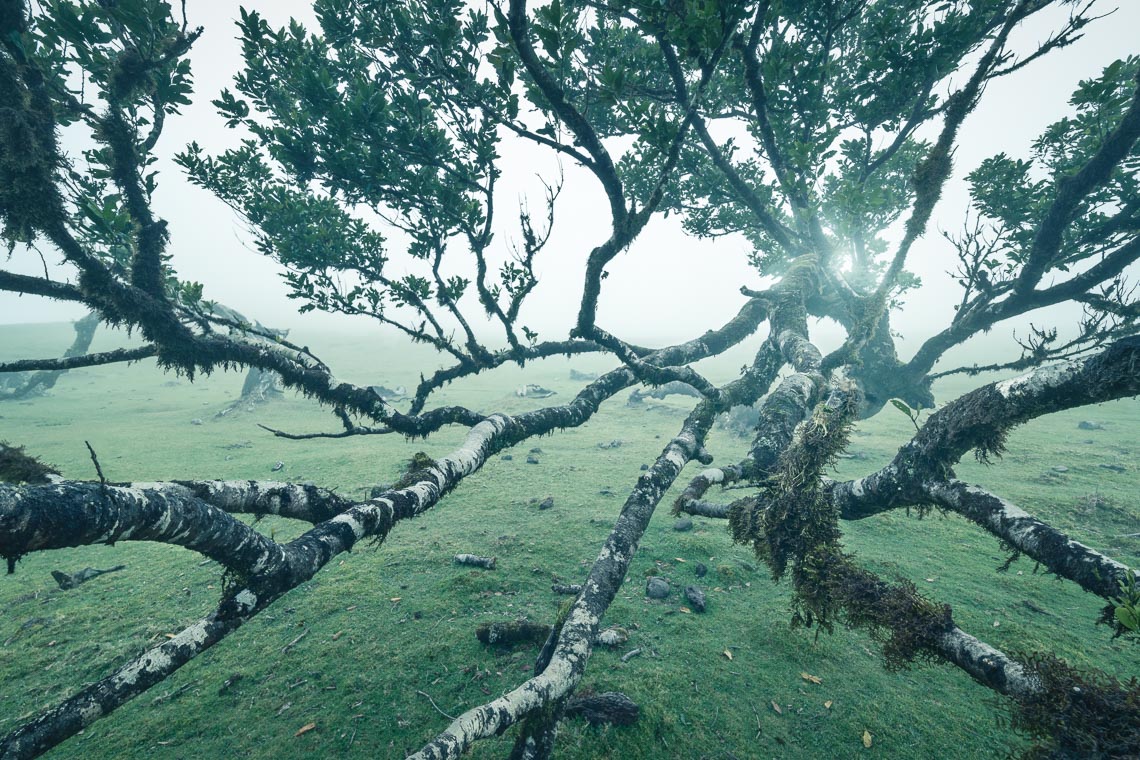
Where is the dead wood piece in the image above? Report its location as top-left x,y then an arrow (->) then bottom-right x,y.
50,564 -> 127,590
455,554 -> 496,569
551,583 -> 582,595
620,648 -> 642,663
475,620 -> 552,648
564,692 -> 640,726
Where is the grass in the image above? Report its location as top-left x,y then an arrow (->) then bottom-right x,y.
0,322 -> 1137,759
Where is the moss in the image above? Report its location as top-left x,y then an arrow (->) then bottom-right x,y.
1010,653 -> 1140,759
0,441 -> 59,484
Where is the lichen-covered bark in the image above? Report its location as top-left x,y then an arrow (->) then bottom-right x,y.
923,480 -> 1132,600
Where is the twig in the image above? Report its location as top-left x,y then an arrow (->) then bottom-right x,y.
281,628 -> 309,654
417,690 -> 456,720
85,441 -> 107,485
620,648 -> 642,663
151,680 -> 198,705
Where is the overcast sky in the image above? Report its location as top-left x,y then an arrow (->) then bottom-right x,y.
2,1 -> 1138,359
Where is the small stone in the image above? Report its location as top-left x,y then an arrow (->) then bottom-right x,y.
529,447 -> 543,454
684,585 -> 707,613
646,577 -> 669,599
639,464 -> 649,471
190,418 -> 203,426
526,455 -> 540,465
694,562 -> 708,578
598,488 -> 616,497
538,497 -> 554,510
272,461 -> 285,472
1077,421 -> 1104,431
1050,466 -> 1069,473
501,454 -> 513,461
596,627 -> 629,647
1099,463 -> 1126,473
673,517 -> 693,532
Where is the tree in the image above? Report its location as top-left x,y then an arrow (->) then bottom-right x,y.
1,0 -> 1138,757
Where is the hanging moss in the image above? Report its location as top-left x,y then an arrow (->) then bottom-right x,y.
1009,653 -> 1140,759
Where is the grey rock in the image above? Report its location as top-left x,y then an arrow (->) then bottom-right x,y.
597,440 -> 623,450
272,461 -> 285,472
526,455 -> 540,465
673,517 -> 693,532
694,562 -> 708,578
501,454 -> 513,461
1050,465 -> 1070,473
538,496 -> 555,510
1099,463 -> 1126,473
190,418 -> 203,426
529,447 -> 543,454
684,585 -> 706,613
646,577 -> 670,599
1078,420 -> 1104,431
639,463 -> 649,471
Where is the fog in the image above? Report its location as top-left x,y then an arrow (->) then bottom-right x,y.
2,1 -> 1138,365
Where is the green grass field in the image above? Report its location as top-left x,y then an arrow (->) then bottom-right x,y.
1,322 -> 1137,759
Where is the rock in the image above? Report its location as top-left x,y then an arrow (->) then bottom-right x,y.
529,447 -> 543,454
1078,420 -> 1104,430
694,562 -> 708,578
639,463 -> 649,471
516,384 -> 556,399
646,577 -> 669,599
597,440 -> 623,450
1050,465 -> 1069,473
501,454 -> 513,461
526,455 -> 540,465
369,384 -> 408,401
272,461 -> 285,472
190,418 -> 203,426
598,488 -> 616,496
684,585 -> 707,613
1099,463 -> 1126,473
538,496 -> 554,510
595,627 -> 629,647
673,517 -> 693,532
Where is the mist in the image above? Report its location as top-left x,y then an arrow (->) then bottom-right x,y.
3,0 -> 1137,364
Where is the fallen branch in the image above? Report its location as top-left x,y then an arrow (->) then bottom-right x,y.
454,554 -> 496,570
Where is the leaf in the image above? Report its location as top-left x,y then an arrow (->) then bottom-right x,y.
295,722 -> 316,737
679,607 -> 691,614
889,398 -> 915,417
824,700 -> 833,709
863,730 -> 873,748
723,649 -> 733,660
771,700 -> 782,714
801,672 -> 822,684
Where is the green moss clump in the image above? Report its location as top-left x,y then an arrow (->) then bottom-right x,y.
0,441 -> 60,484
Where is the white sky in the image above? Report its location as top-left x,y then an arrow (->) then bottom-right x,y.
2,1 -> 1138,362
